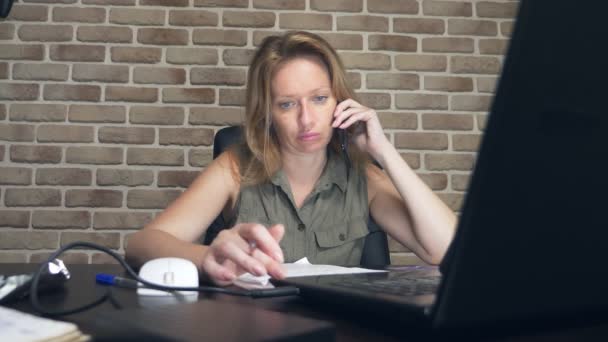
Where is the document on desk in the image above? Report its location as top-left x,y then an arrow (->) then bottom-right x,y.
234,257 -> 386,290
0,306 -> 90,342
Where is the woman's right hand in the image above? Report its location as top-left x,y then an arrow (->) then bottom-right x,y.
200,223 -> 286,286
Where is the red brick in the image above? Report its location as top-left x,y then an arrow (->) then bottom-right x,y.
140,0 -> 188,5
127,147 -> 184,166
167,47 -> 218,65
450,56 -> 501,74
356,92 -> 390,110
279,13 -> 332,30
347,72 -> 361,89
194,0 -> 249,8
106,86 -> 158,103
451,174 -> 471,191
99,127 -> 155,144
84,0 -> 135,4
0,23 -> 14,39
0,210 -> 30,228
453,134 -> 482,152
66,189 -> 123,208
476,77 -> 498,93
163,88 -> 215,104
479,39 -> 508,55
218,88 -> 244,106
130,106 -> 185,125
0,63 -> 7,79
37,125 -> 94,143
96,169 -> 154,186
424,76 -> 474,92
53,7 -> 106,23
0,83 -> 39,100
395,94 -> 448,110
368,0 -> 418,13
191,67 -> 246,86
394,18 -> 444,34
378,112 -> 417,130
109,8 -> 164,25
134,66 -> 186,84
9,103 -> 67,122
127,189 -> 182,209
31,252 -> 89,264
422,37 -> 474,53
451,95 -> 493,111
340,52 -> 390,70
0,231 -> 59,249
194,0 -> 248,7
395,132 -> 448,150
0,167 -> 33,185
66,146 -> 123,165
69,105 -> 126,123
13,63 -> 69,81
189,149 -> 213,167
193,29 -> 247,46
77,26 -> 132,43
422,1 -> 472,17
50,44 -> 105,62
418,173 -> 448,190
439,192 -> 464,211
317,33 -> 363,51
36,168 -> 92,186
253,0 -> 305,10
158,170 -> 200,188
6,4 -> 48,22
501,21 -> 514,37
395,54 -> 447,71
337,15 -> 388,32
422,113 -> 474,130
18,24 -> 73,42
189,107 -> 243,126
159,127 -> 214,146
476,1 -> 518,18
10,145 -> 62,164
73,64 -> 129,83
138,28 -> 188,45
311,0 -> 362,12
369,34 -> 417,52
0,124 -> 35,141
43,84 -> 101,102
222,48 -> 254,66
223,11 -> 275,28
366,73 -> 419,90
61,232 -> 120,249
5,188 -> 61,207
0,44 -> 44,60
170,10 -> 218,26
425,153 -> 475,171
477,114 -> 488,130
94,211 -> 154,230
447,19 -> 498,36
111,47 -> 161,64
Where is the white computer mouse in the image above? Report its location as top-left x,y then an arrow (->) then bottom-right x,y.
137,257 -> 199,296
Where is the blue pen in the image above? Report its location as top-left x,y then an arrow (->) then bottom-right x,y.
96,273 -> 140,289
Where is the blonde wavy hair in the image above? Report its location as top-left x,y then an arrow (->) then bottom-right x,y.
235,31 -> 369,186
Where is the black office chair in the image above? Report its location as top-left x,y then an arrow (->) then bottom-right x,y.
203,126 -> 390,268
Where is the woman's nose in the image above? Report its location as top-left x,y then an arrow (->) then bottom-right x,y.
298,100 -> 313,128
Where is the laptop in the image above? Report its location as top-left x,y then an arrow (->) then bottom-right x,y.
277,0 -> 608,337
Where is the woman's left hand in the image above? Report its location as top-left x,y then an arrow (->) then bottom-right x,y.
332,99 -> 391,163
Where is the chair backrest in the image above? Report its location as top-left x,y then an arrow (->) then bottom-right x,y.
204,126 -> 390,268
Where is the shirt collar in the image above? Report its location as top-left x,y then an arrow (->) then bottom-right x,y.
270,148 -> 348,193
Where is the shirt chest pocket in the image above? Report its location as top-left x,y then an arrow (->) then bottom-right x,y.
314,218 -> 369,249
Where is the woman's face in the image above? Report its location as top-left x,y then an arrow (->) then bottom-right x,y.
270,56 -> 337,156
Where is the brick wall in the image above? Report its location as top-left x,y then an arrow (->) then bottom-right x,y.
0,0 -> 518,265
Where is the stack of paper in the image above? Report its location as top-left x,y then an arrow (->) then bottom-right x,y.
0,306 -> 90,342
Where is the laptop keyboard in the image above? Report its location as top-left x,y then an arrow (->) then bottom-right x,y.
329,273 -> 440,297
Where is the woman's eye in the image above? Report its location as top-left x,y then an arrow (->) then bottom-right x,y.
279,102 -> 294,109
313,96 -> 328,103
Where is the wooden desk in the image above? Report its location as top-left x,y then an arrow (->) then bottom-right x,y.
3,263 -> 608,341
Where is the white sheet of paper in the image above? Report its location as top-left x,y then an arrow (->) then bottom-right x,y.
233,257 -> 386,289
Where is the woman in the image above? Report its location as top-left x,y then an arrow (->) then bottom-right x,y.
126,31 -> 456,286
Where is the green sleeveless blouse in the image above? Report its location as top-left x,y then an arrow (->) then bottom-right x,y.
228,149 -> 370,266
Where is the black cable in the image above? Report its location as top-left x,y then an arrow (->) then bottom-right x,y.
30,241 -> 299,317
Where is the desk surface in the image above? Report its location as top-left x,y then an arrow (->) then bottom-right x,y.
3,263 -> 608,342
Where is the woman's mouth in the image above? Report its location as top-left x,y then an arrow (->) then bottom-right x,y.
298,132 -> 320,141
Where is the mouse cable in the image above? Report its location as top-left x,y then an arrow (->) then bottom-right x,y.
30,241 -> 299,317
